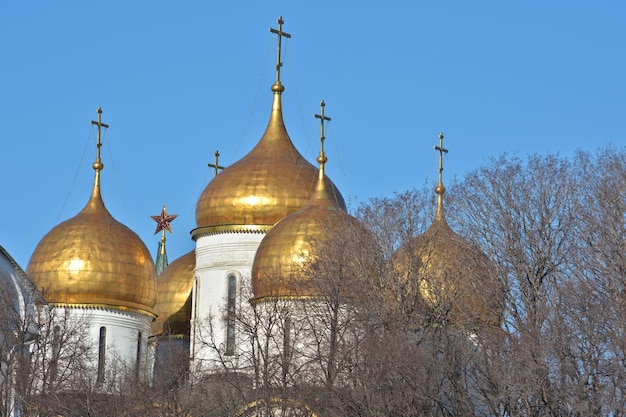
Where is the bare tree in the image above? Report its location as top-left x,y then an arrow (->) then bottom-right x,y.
12,147 -> 620,416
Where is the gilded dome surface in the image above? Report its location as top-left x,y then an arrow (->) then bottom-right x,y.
252,152 -> 369,300
152,250 -> 195,337
392,133 -> 502,328
27,181 -> 157,314
393,209 -> 501,328
194,84 -> 345,232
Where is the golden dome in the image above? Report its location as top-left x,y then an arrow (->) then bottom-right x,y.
394,212 -> 501,328
252,137 -> 367,300
393,133 -> 501,328
27,178 -> 157,314
26,109 -> 157,314
193,83 -> 345,236
152,250 -> 195,337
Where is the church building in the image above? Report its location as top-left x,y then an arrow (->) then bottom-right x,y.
0,16 -> 499,417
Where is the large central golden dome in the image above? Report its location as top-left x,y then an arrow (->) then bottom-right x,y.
193,83 -> 345,235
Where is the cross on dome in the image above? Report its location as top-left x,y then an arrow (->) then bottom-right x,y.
433,132 -> 449,220
269,16 -> 291,85
434,132 -> 448,190
314,100 -> 331,166
90,107 -> 109,172
207,150 -> 225,177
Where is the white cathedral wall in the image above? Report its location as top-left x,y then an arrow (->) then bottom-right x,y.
191,231 -> 264,375
0,249 -> 35,417
252,298 -> 357,388
62,307 -> 153,382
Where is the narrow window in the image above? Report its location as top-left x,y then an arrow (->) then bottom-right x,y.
136,331 -> 143,379
49,325 -> 61,386
225,274 -> 236,356
282,316 -> 291,383
52,325 -> 61,357
283,316 -> 291,359
97,326 -> 106,383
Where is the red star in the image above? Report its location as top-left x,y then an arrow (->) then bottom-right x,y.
151,205 -> 178,234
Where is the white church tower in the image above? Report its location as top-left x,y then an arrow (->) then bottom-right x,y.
190,17 -> 344,374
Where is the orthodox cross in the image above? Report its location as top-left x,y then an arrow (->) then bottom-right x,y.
269,16 -> 291,84
434,132 -> 448,186
90,107 -> 109,168
151,205 -> 178,235
207,150 -> 225,176
314,100 -> 331,159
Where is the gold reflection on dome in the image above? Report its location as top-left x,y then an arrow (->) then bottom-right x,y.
193,84 -> 345,234
65,258 -> 86,274
152,250 -> 195,337
26,108 -> 157,315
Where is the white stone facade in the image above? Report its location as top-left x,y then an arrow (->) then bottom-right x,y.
191,231 -> 265,374
62,306 -> 153,382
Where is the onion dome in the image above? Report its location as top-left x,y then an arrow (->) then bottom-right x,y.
193,81 -> 345,237
152,250 -> 195,337
393,134 -> 501,328
252,102 -> 369,300
26,108 -> 157,314
394,205 -> 501,327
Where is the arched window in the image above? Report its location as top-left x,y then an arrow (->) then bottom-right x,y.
225,274 -> 236,356
52,325 -> 61,357
136,331 -> 143,378
49,325 -> 61,385
282,315 -> 292,383
97,326 -> 106,383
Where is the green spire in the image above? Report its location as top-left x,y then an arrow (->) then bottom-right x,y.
155,236 -> 168,276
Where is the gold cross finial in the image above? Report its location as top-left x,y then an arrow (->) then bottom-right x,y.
314,100 -> 331,164
434,132 -> 448,189
207,150 -> 226,177
269,16 -> 291,84
90,107 -> 109,172
433,132 -> 448,220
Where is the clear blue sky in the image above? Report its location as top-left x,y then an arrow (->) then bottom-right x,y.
1,1 -> 624,268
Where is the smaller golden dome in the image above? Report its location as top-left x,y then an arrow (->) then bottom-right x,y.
394,214 -> 501,327
392,133 -> 502,328
193,83 -> 345,235
152,250 -> 195,337
252,137 -> 370,301
252,184 -> 345,299
27,176 -> 157,314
